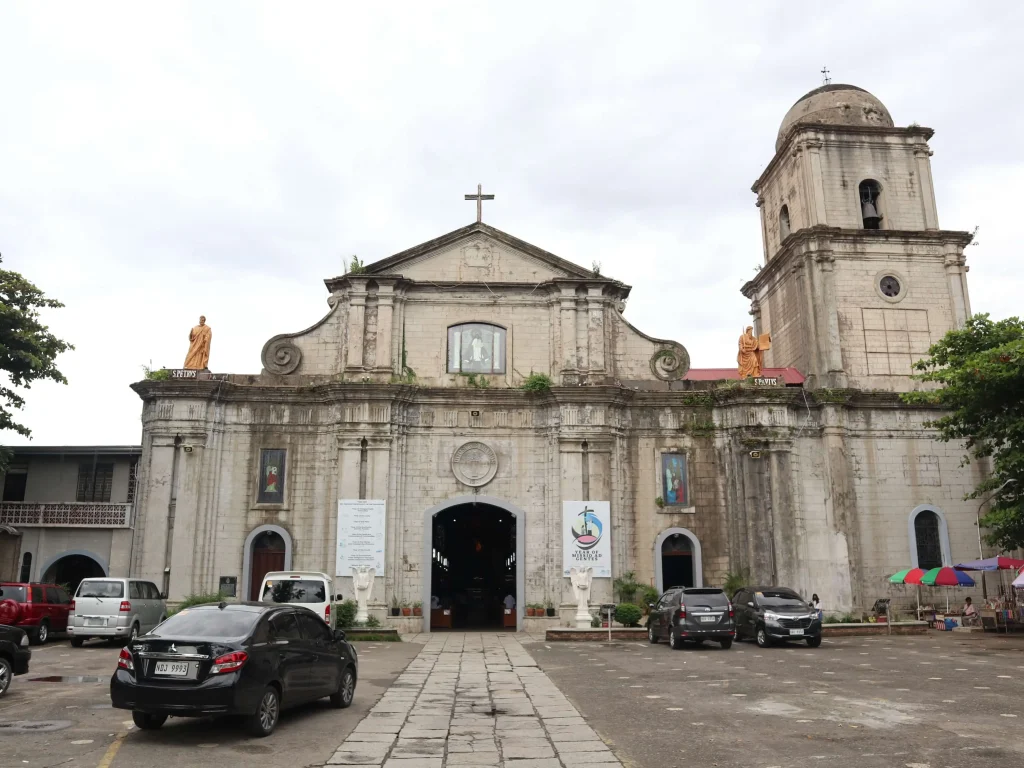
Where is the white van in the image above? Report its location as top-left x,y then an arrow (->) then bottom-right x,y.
259,571 -> 336,627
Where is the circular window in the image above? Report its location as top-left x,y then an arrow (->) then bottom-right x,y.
879,275 -> 901,297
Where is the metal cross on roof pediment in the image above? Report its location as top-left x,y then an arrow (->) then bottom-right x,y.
464,183 -> 495,223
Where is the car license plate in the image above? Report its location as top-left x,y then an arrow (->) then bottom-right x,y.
84,617 -> 105,627
790,628 -> 804,636
154,661 -> 190,677
700,615 -> 717,623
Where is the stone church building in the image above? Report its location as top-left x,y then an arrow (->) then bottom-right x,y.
130,84 -> 985,630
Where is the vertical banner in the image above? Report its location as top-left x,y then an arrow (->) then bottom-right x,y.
563,501 -> 612,577
336,500 -> 387,575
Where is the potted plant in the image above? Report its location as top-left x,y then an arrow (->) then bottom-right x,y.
413,601 -> 423,616
527,604 -> 538,617
401,601 -> 411,617
545,600 -> 556,617
390,595 -> 400,617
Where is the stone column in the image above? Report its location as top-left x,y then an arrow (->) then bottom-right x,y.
558,287 -> 578,377
944,248 -> 969,328
346,281 -> 367,371
131,436 -> 176,583
375,284 -> 396,374
814,250 -> 846,387
804,140 -> 828,226
915,148 -> 940,230
586,286 -> 606,379
167,434 -> 206,601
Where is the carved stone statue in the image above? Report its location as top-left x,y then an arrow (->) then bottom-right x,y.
183,315 -> 212,370
569,566 -> 593,629
351,566 -> 376,624
737,325 -> 770,378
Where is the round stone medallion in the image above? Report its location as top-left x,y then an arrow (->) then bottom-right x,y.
451,441 -> 498,487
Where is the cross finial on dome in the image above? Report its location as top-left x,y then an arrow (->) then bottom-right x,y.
821,66 -> 831,85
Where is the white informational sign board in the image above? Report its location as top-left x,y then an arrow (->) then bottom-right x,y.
562,501 -> 612,578
336,500 -> 386,575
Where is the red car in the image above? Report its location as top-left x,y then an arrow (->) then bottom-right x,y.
0,582 -> 73,645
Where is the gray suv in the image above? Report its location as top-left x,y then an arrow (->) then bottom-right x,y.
647,587 -> 735,649
732,586 -> 822,648
68,578 -> 167,647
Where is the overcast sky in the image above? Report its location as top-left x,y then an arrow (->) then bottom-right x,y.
1,1 -> 1022,447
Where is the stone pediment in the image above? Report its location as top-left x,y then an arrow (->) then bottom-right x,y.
358,222 -> 595,284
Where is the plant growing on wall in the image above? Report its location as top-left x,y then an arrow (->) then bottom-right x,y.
520,372 -> 553,392
142,364 -> 170,381
348,255 -> 366,274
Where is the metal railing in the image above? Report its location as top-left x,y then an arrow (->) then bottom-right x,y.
0,501 -> 131,528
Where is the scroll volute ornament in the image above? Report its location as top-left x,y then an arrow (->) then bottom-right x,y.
262,336 -> 302,375
650,343 -> 690,381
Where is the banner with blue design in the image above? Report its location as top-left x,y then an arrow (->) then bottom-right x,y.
562,501 -> 612,578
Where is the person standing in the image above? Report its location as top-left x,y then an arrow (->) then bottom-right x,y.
811,593 -> 822,620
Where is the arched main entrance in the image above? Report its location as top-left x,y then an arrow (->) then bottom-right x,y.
422,496 -> 525,632
654,528 -> 703,594
242,525 -> 293,600
40,551 -> 106,595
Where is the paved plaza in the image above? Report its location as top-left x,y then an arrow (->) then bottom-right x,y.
325,633 -> 618,768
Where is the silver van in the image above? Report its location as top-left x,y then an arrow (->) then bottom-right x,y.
68,578 -> 167,647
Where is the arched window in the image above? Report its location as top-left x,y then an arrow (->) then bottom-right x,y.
908,505 -> 950,570
447,323 -> 506,374
859,180 -> 883,229
779,205 -> 791,240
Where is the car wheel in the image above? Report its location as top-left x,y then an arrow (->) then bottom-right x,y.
247,686 -> 280,737
648,625 -> 658,644
719,638 -> 733,650
0,657 -> 12,697
35,621 -> 49,645
806,635 -> 822,648
132,711 -> 167,730
755,625 -> 771,648
331,667 -> 356,708
70,638 -> 84,648
669,626 -> 684,650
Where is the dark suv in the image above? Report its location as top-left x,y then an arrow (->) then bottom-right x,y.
732,586 -> 822,648
647,587 -> 735,649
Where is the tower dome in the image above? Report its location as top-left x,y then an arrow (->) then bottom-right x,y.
776,84 -> 893,151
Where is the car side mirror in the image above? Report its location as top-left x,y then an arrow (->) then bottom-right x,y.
334,628 -> 347,642
160,592 -> 168,600
648,603 -> 656,610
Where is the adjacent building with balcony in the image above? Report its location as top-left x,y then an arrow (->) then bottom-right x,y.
0,446 -> 139,593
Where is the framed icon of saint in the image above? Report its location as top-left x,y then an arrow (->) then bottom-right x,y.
257,448 -> 287,504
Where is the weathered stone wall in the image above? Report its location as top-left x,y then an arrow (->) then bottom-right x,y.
129,380 -> 987,619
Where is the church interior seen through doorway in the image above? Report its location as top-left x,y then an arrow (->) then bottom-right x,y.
430,503 -> 516,629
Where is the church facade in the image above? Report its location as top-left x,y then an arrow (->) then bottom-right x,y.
130,84 -> 986,630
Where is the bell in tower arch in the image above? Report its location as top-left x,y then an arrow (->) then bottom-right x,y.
859,180 -> 883,229
861,199 -> 881,229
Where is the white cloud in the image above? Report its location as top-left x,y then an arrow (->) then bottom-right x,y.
1,0 -> 1021,445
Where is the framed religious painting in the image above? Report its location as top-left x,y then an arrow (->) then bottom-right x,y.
256,448 -> 287,504
447,323 -> 506,375
660,453 -> 688,507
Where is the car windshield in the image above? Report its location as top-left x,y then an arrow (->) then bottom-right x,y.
149,608 -> 259,639
757,591 -> 806,609
0,585 -> 27,601
262,580 -> 326,604
77,580 -> 124,598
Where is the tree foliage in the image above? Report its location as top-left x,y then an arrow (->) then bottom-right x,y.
0,254 -> 73,465
902,314 -> 1024,550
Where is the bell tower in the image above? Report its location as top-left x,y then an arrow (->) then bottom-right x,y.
742,84 -> 973,391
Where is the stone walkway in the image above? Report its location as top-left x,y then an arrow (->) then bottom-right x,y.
324,633 -> 621,768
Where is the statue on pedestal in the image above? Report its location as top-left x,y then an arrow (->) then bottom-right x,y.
184,315 -> 212,370
351,566 -> 375,624
737,325 -> 770,378
569,566 -> 593,629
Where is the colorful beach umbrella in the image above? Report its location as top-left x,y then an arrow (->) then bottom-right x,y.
889,568 -> 927,584
1013,568 -> 1024,589
920,567 -> 975,587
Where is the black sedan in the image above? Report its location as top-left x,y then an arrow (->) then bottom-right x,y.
110,602 -> 358,736
0,623 -> 32,697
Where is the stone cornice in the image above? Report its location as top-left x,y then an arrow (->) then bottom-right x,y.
741,226 -> 974,299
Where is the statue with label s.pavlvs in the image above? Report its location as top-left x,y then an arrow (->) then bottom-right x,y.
352,566 -> 375,624
737,325 -> 771,379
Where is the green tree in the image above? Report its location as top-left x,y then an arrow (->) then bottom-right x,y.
0,254 -> 73,468
902,314 -> 1024,550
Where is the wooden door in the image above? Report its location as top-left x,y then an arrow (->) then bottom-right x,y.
250,549 -> 285,601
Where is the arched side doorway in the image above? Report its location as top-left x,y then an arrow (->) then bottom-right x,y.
422,495 -> 526,632
908,504 -> 951,569
654,528 -> 703,594
39,550 -> 107,596
242,525 -> 293,600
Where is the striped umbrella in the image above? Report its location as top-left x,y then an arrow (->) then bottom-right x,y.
889,568 -> 927,585
921,567 -> 975,587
